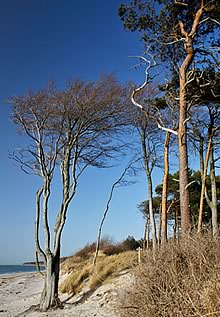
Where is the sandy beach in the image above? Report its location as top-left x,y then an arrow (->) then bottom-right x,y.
0,271 -> 130,317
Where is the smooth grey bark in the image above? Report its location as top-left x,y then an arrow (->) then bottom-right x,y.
203,147 -> 218,238
35,134 -> 78,311
157,205 -> 162,247
147,216 -> 150,249
198,109 -> 219,238
141,129 -> 157,250
210,146 -> 218,238
174,206 -> 179,241
143,218 -> 148,251
198,137 -> 212,233
161,132 -> 170,245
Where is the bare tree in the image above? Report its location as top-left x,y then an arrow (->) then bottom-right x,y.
129,82 -> 163,250
129,55 -> 179,245
192,105 -> 220,237
11,75 -> 127,311
93,159 -> 137,267
187,63 -> 220,236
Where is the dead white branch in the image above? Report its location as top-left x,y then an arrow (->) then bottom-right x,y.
185,180 -> 196,190
174,0 -> 188,6
130,53 -> 156,111
157,122 -> 178,135
199,17 -> 220,26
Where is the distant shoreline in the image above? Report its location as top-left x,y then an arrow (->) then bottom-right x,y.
0,264 -> 45,276
22,262 -> 45,266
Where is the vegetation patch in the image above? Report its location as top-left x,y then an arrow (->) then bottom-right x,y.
60,239 -> 137,295
119,233 -> 220,317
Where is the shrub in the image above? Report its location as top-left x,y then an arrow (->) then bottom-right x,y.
122,236 -> 141,251
102,242 -> 125,255
72,236 -> 141,259
119,233 -> 220,317
73,242 -> 96,260
73,236 -> 114,259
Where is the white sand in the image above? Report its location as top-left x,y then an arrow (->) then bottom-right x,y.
0,272 -> 43,317
0,271 -> 131,317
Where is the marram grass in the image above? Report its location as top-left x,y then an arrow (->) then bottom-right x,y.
60,251 -> 137,294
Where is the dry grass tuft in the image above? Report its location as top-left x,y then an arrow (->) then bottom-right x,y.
119,233 -> 220,317
60,251 -> 136,295
89,251 -> 136,289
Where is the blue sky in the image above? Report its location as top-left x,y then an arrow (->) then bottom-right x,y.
0,0 -> 166,265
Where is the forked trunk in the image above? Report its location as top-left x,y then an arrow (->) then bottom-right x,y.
178,5 -> 204,233
198,138 -> 212,233
40,249 -> 62,311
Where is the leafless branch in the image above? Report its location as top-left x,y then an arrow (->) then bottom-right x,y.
199,17 -> 220,26
157,122 -> 178,135
174,0 -> 188,6
185,180 -> 196,190
130,53 -> 156,111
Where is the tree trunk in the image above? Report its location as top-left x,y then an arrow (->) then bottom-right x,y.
161,132 -> 170,244
198,109 -> 218,238
147,216 -> 150,249
179,47 -> 193,234
178,3 -> 204,234
157,204 -> 162,247
54,242 -> 61,296
40,252 -> 62,311
146,168 -> 157,249
174,206 -> 179,241
199,136 -> 204,175
141,129 -> 157,249
210,146 -> 218,238
198,138 -> 212,233
143,218 -> 148,251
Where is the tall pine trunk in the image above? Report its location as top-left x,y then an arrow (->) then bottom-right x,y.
178,5 -> 204,233
178,41 -> 193,234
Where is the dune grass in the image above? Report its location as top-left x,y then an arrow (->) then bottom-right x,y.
60,250 -> 137,295
119,233 -> 220,317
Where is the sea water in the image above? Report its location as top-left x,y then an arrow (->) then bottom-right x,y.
0,265 -> 44,275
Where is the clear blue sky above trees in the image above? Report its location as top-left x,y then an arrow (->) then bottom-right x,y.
0,0 -> 166,264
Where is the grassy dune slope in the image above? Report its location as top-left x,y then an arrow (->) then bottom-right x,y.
60,250 -> 137,295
